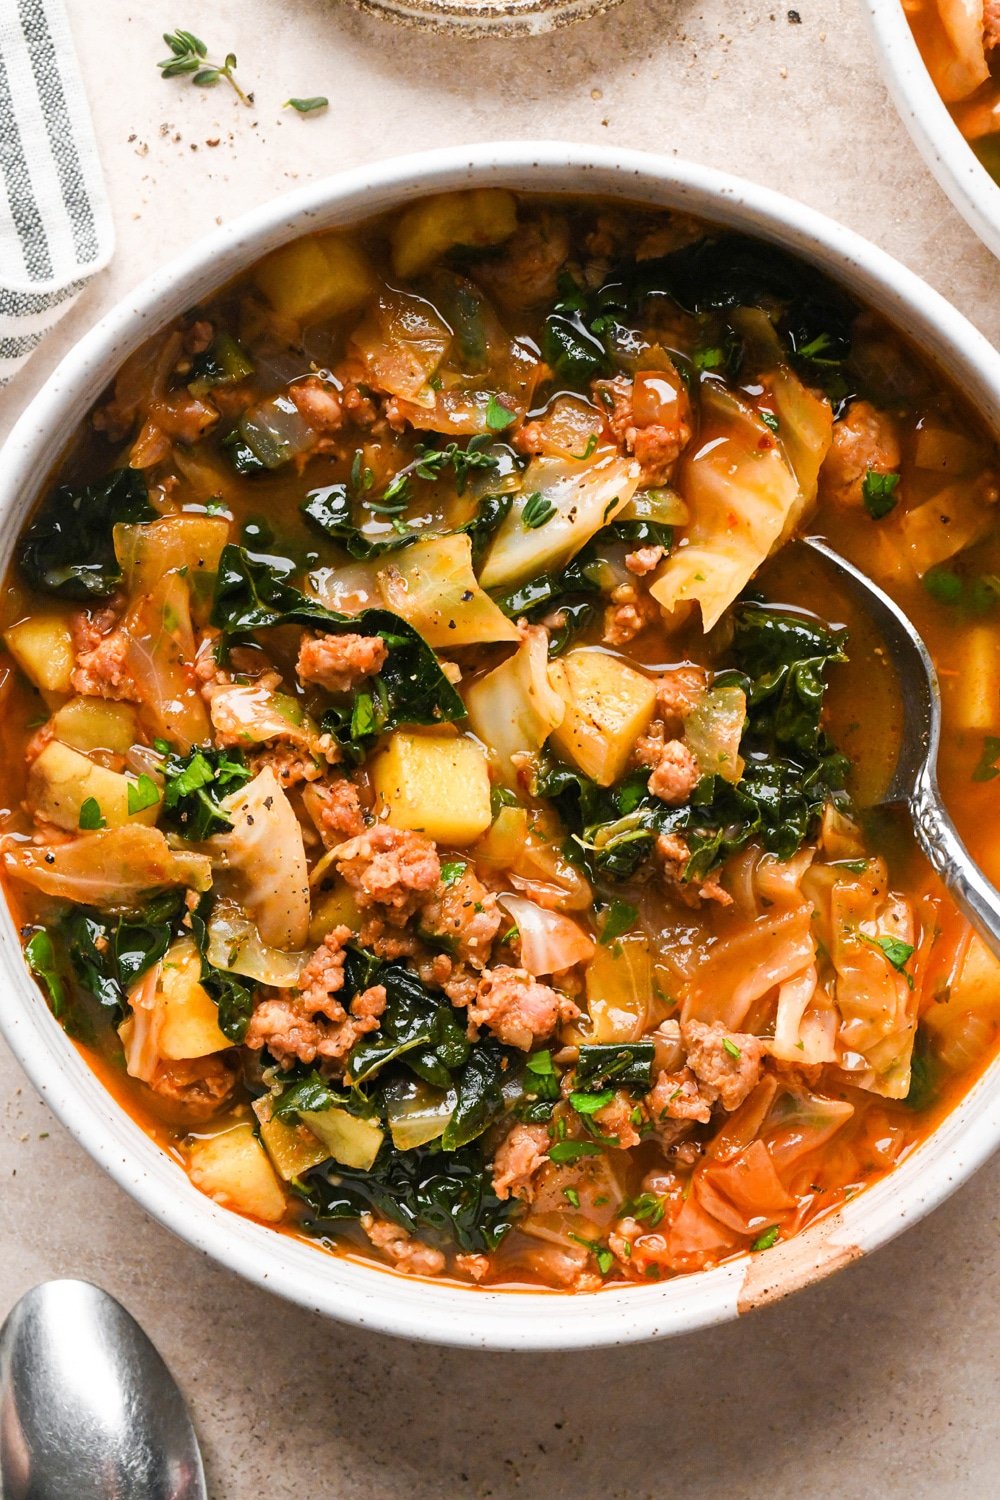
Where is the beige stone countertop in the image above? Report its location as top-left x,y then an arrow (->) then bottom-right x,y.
1,1 -> 999,1495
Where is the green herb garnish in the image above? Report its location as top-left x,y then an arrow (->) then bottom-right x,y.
157,30 -> 250,105
284,96 -> 329,114
78,797 -> 106,831
861,469 -> 900,519
751,1226 -> 780,1251
522,492 -> 557,530
127,774 -> 161,816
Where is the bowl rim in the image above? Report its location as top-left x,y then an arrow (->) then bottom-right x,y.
2,140 -> 1000,1351
863,0 -> 1000,258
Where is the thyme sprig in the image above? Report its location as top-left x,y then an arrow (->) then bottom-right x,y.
158,30 -> 251,106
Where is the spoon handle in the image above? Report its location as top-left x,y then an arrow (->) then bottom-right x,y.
911,772 -> 1000,955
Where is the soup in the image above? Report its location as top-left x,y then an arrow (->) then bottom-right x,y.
903,0 -> 1000,183
2,190 -> 999,1291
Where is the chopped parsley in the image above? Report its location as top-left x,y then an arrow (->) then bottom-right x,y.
751,1226 -> 780,1252
78,797 -> 105,831
485,394 -> 517,432
439,860 -> 466,886
973,736 -> 1000,783
722,1037 -> 742,1060
598,899 -> 637,946
548,1139 -> 602,1163
563,1187 -> 581,1208
861,469 -> 900,520
863,932 -> 915,988
127,774 -> 161,816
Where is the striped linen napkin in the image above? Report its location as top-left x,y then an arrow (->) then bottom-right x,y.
0,0 -> 113,386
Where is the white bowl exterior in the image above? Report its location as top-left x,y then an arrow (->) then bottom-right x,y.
2,142 -> 1000,1350
865,0 -> 1000,258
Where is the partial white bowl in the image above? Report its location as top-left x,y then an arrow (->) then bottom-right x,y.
350,0 -> 620,35
865,0 -> 1000,257
1,143 -> 999,1351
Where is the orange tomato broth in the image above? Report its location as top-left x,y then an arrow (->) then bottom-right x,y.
902,0 -> 1000,183
0,189 -> 998,1292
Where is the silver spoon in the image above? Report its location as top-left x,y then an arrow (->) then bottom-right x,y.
802,535 -> 1000,949
0,1280 -> 206,1500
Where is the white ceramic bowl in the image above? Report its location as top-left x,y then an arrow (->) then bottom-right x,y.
2,143 -> 1000,1351
864,0 -> 1000,257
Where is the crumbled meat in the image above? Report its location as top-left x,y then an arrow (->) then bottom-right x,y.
244,926 -> 386,1069
419,869 -> 502,969
305,778 -> 367,846
625,545 -> 665,576
183,319 -> 213,355
985,0 -> 1000,49
145,1053 -> 239,1121
333,824 -> 441,923
593,1089 -> 644,1149
513,419 -> 545,456
649,1066 -> 713,1125
455,1253 -> 490,1282
296,632 -> 387,693
681,1019 -> 764,1112
473,211 -> 570,311
70,628 -> 139,702
360,1213 -> 446,1277
656,666 -> 707,730
248,744 -> 325,789
820,399 -> 901,507
290,376 -> 344,433
415,952 -> 480,1009
468,965 -> 579,1050
602,583 -> 659,647
358,914 -> 420,961
656,831 -> 732,908
491,1122 -> 550,1201
647,739 -> 700,805
593,366 -> 692,485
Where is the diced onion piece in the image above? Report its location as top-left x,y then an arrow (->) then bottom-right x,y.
385,1077 -> 456,1150
350,289 -> 452,407
499,893 -> 594,976
584,932 -> 652,1043
479,452 -> 640,590
238,393 -> 316,469
114,515 -> 230,598
683,682 -> 746,785
377,533 -> 520,648
206,899 -> 309,988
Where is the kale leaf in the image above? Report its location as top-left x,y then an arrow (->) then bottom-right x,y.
574,1043 -> 655,1093
28,893 -> 186,1035
160,746 -> 252,842
299,1140 -> 517,1255
211,545 -> 465,740
301,483 -> 416,561
18,469 -> 155,600
347,960 -> 471,1090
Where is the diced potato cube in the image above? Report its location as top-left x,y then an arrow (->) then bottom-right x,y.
158,938 -> 230,1060
52,697 -> 137,756
549,649 -> 657,787
258,1114 -> 331,1181
4,613 -> 75,696
948,623 -> 1000,730
298,1107 -> 384,1171
253,233 -> 376,324
27,741 -> 160,832
187,1123 -> 287,1222
371,731 -> 492,844
391,189 -> 518,279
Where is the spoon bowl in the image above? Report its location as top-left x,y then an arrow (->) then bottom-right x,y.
0,1280 -> 206,1500
802,535 -> 1000,953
